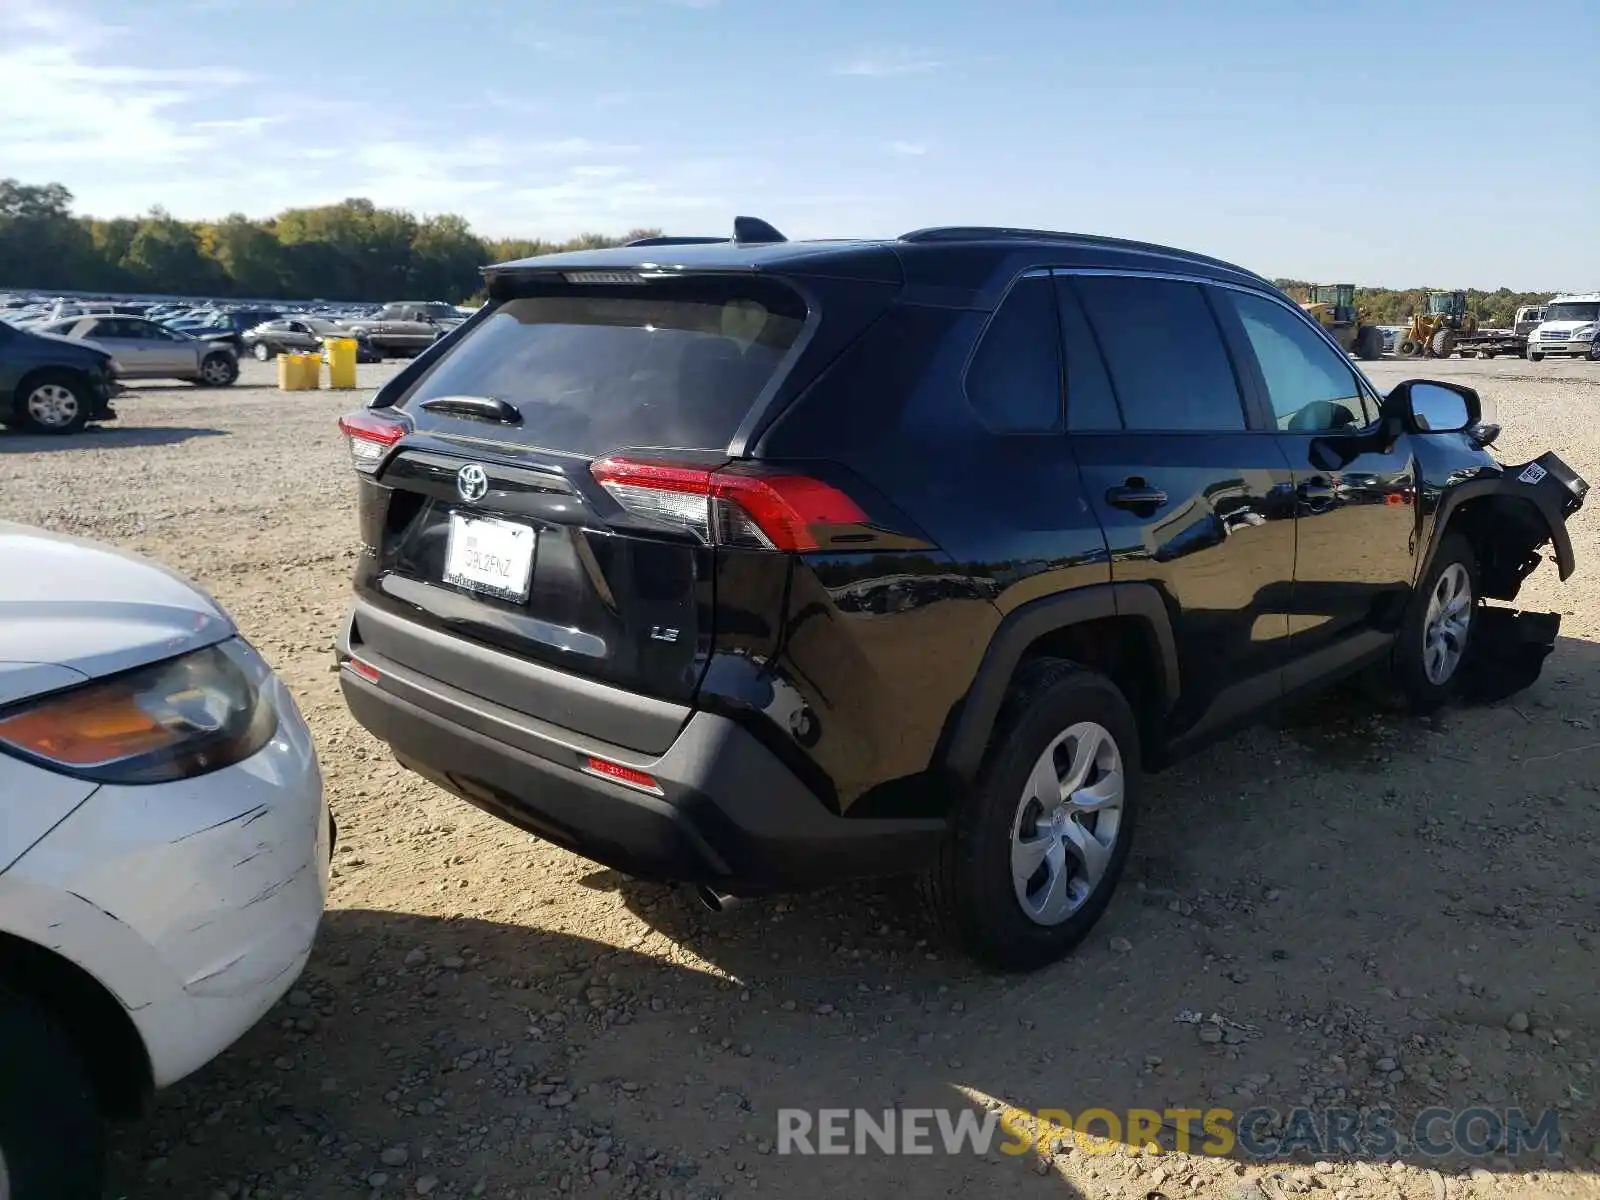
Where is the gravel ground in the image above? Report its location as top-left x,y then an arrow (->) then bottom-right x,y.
5,356 -> 1599,1200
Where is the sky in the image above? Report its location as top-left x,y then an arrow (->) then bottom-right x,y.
2,0 -> 1595,290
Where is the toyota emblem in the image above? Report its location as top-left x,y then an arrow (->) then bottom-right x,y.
456,463 -> 489,503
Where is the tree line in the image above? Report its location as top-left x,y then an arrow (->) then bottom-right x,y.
0,179 -> 658,303
1,179 -> 1564,319
1274,280 -> 1553,330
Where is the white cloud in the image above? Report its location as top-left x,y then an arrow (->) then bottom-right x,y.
0,0 -> 733,237
889,140 -> 929,157
834,51 -> 942,77
0,0 -> 256,173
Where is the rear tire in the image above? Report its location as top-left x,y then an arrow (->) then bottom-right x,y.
17,371 -> 90,435
1392,533 -> 1478,712
0,988 -> 106,1199
1355,326 -> 1384,360
1431,329 -> 1454,358
924,659 -> 1140,972
1398,339 -> 1420,357
252,341 -> 273,361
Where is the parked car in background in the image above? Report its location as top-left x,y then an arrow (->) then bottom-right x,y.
0,523 -> 331,1198
344,307 -> 452,357
175,308 -> 283,353
335,220 -> 1587,972
241,317 -> 382,362
375,301 -> 465,326
35,316 -> 239,386
0,317 -> 119,434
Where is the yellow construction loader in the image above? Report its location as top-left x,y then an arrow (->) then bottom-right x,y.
1299,284 -> 1385,360
1396,291 -> 1478,358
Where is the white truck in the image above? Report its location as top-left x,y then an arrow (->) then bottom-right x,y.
1528,293 -> 1600,361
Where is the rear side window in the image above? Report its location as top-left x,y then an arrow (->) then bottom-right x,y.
404,277 -> 805,455
1054,279 -> 1122,431
1072,276 -> 1246,431
964,275 -> 1062,433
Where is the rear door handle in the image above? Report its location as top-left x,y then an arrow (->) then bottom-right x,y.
1105,482 -> 1169,511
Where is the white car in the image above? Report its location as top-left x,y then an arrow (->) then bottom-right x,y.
0,524 -> 329,1199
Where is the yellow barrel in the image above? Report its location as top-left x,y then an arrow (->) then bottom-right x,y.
301,349 -> 323,390
326,337 -> 359,390
277,353 -> 300,391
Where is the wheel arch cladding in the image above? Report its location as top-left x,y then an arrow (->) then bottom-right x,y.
1431,486 -> 1573,600
941,583 -> 1179,781
0,931 -> 152,1118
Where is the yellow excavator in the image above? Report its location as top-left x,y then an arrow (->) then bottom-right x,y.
1396,290 -> 1478,358
1299,284 -> 1385,360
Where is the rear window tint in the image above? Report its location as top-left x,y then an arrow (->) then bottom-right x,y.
964,275 -> 1062,434
403,278 -> 805,455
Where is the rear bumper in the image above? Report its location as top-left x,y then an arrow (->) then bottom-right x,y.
336,609 -> 945,894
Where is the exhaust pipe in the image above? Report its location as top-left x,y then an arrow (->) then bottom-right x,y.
695,884 -> 746,913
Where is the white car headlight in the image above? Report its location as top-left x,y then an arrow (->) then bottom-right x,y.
0,639 -> 277,783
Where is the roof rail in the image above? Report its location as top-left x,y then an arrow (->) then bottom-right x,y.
626,235 -> 727,247
897,225 -> 1270,284
733,216 -> 787,245
900,226 -> 1077,243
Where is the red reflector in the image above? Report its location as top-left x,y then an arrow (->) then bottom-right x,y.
590,457 -> 867,551
338,410 -> 408,445
582,756 -> 663,795
346,657 -> 381,683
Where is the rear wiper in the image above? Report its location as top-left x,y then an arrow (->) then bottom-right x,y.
417,394 -> 521,425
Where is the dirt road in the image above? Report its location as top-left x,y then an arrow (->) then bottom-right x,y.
4,357 -> 1598,1200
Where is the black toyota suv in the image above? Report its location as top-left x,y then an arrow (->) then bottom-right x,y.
335,220 -> 1586,970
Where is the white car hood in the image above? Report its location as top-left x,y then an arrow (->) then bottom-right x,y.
0,523 -> 234,704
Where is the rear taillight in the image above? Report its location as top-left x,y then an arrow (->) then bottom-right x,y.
338,410 -> 410,474
590,457 -> 868,552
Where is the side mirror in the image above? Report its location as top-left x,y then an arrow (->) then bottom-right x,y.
1385,379 -> 1480,434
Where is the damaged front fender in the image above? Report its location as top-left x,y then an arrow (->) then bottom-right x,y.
1426,451 -> 1588,600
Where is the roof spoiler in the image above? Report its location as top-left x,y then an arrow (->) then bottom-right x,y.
625,216 -> 788,248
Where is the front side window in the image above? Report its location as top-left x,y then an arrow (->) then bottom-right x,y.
1227,291 -> 1368,432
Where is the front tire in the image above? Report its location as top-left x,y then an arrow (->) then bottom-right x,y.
1529,352 -> 1545,362
1355,326 -> 1384,360
0,989 -> 106,1199
925,659 -> 1140,971
17,371 -> 90,434
196,353 -> 238,387
1431,329 -> 1454,358
1393,533 -> 1478,712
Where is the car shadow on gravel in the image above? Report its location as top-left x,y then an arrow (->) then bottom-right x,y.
0,425 -> 225,452
106,905 -> 1094,1199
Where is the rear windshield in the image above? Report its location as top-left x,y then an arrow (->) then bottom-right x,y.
402,276 -> 806,455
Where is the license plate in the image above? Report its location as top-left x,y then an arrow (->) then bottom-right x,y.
443,514 -> 536,602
